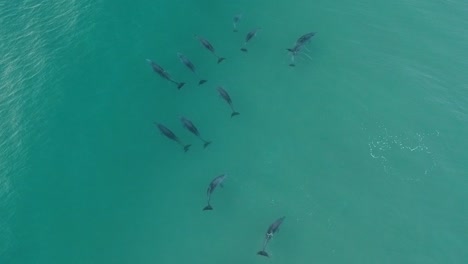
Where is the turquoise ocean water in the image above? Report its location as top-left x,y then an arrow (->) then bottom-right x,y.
1,0 -> 467,263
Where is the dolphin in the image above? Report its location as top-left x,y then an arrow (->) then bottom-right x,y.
241,28 -> 261,52
145,59 -> 185,89
177,52 -> 207,85
286,32 -> 316,67
195,35 -> 226,64
233,13 -> 242,32
203,174 -> 227,210
216,86 -> 240,117
180,116 -> 212,148
257,216 -> 286,257
154,122 -> 191,152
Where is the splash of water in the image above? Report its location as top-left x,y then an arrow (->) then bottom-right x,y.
368,125 -> 439,179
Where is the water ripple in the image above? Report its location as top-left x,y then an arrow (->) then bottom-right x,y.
0,0 -> 96,258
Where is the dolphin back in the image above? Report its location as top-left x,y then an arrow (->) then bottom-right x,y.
268,216 -> 286,234
156,123 -> 176,139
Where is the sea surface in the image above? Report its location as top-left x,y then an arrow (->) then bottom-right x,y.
1,0 -> 467,263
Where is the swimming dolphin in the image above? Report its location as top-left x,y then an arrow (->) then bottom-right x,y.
154,122 -> 191,152
257,216 -> 286,257
180,116 -> 212,148
233,13 -> 242,32
177,52 -> 207,85
287,32 -> 316,67
146,59 -> 185,89
203,174 -> 227,210
216,86 -> 240,117
195,35 -> 226,64
241,28 -> 261,52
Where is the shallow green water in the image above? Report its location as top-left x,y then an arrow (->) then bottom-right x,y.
1,0 -> 467,263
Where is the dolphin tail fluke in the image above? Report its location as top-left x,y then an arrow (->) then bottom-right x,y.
203,141 -> 212,148
198,79 -> 207,85
231,111 -> 240,117
217,57 -> 226,64
177,82 -> 185,89
257,251 -> 269,257
183,144 -> 192,152
203,204 -> 213,211
240,48 -> 248,52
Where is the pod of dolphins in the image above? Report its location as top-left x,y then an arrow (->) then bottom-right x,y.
150,13 -> 317,258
